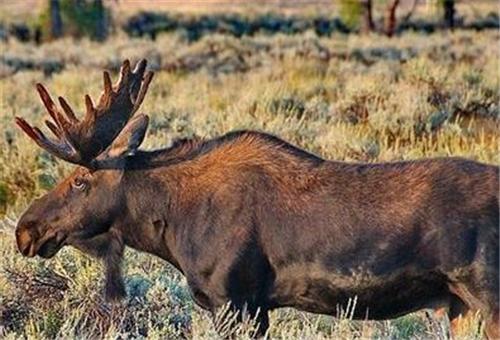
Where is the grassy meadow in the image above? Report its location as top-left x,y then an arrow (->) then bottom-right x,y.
0,15 -> 499,339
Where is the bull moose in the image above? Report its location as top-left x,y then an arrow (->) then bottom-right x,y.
15,59 -> 499,338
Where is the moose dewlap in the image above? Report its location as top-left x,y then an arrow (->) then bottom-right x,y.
15,59 -> 499,339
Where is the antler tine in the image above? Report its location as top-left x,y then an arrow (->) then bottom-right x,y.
15,117 -> 41,142
129,60 -> 148,103
45,119 -> 62,139
58,96 -> 79,124
133,59 -> 147,74
15,117 -> 80,164
133,71 -> 154,113
36,84 -> 61,129
116,59 -> 131,91
36,84 -> 76,144
84,94 -> 97,122
103,71 -> 113,95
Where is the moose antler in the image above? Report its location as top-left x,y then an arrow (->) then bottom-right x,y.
15,59 -> 154,167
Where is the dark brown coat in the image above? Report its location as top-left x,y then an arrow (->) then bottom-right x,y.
16,131 -> 499,338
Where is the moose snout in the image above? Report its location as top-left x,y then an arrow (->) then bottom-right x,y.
15,223 -> 38,257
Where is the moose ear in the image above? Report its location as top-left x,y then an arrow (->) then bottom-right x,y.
105,114 -> 149,158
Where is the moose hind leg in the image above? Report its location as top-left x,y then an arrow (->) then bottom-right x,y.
448,279 -> 499,339
484,310 -> 499,340
447,294 -> 471,339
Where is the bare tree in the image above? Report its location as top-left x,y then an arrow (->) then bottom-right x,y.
384,0 -> 400,37
400,0 -> 418,24
360,0 -> 375,33
50,0 -> 63,38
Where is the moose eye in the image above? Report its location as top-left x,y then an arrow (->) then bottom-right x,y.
72,177 -> 87,191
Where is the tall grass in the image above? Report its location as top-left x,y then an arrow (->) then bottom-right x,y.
0,29 -> 498,338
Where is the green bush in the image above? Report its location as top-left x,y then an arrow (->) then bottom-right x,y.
339,0 -> 362,30
37,0 -> 109,41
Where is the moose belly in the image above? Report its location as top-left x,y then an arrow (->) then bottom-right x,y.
269,264 -> 449,320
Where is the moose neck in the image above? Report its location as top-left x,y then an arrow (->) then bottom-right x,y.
119,166 -> 183,272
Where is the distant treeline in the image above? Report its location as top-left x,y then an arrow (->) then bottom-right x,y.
2,0 -> 500,44
0,12 -> 500,42
123,11 -> 500,42
125,13 -> 351,41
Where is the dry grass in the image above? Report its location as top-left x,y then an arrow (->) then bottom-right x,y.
0,27 -> 498,339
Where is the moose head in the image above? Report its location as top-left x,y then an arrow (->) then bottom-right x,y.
15,60 -> 154,263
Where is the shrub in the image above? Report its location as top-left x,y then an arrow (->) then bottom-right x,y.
339,0 -> 362,30
37,0 -> 109,41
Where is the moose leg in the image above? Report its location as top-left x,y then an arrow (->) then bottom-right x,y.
484,311 -> 499,340
447,229 -> 499,340
72,229 -> 125,301
103,235 -> 126,301
447,294 -> 470,339
449,281 -> 499,340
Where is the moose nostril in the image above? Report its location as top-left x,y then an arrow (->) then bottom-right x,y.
20,242 -> 31,256
16,227 -> 34,256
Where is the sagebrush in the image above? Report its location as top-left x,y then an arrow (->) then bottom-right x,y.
0,28 -> 498,339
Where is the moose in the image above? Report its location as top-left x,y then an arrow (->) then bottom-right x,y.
15,59 -> 498,338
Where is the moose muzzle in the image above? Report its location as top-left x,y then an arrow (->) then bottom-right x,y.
16,223 -> 39,257
16,221 -> 66,258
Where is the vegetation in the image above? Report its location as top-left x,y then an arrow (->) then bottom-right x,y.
1,1 -> 498,43
0,8 -> 498,340
36,0 -> 109,41
339,0 -> 363,30
338,0 -> 457,36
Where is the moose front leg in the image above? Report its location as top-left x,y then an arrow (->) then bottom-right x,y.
102,232 -> 126,302
186,279 -> 270,338
72,228 -> 125,302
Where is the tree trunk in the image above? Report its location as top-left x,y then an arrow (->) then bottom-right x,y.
94,0 -> 108,41
360,0 -> 375,33
50,0 -> 63,39
384,0 -> 400,37
401,0 -> 418,24
443,0 -> 455,30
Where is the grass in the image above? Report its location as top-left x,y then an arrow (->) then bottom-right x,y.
0,27 -> 498,339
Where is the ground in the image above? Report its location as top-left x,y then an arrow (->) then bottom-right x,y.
0,13 -> 498,339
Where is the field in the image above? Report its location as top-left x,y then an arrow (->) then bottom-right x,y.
0,7 -> 499,339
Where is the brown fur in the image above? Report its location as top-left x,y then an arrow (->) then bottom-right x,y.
16,130 -> 499,338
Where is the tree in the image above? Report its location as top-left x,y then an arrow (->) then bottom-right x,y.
441,0 -> 455,29
400,0 -> 418,24
384,0 -> 400,37
50,0 -> 63,38
360,0 -> 374,33
93,0 -> 108,41
339,0 -> 402,37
